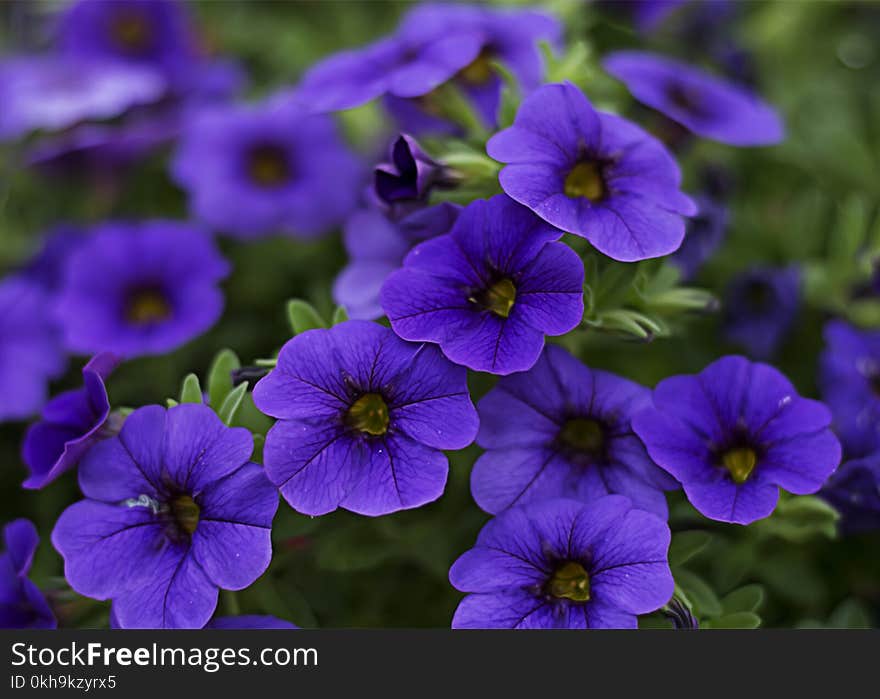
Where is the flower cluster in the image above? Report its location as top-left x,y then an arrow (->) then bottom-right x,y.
2,0 -> 865,633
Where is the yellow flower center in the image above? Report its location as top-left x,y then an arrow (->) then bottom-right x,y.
458,50 -> 495,85
564,161 -> 606,201
347,393 -> 390,436
170,495 -> 200,535
721,447 -> 757,484
126,289 -> 170,325
473,278 -> 516,318
546,561 -> 591,602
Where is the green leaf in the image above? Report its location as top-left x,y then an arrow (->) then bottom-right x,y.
179,373 -> 203,404
721,584 -> 765,614
669,531 -> 713,567
286,299 -> 327,335
165,398 -> 179,408
230,393 -> 273,436
828,599 -> 872,629
703,612 -> 761,629
590,309 -> 668,340
489,59 -> 521,129
644,286 -> 718,313
331,305 -> 349,325
207,349 -> 240,408
217,383 -> 248,426
251,433 -> 265,463
674,569 -> 722,618
757,495 -> 839,542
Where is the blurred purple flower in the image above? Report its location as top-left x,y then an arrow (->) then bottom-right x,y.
820,453 -> 880,535
0,276 -> 66,423
722,266 -> 800,360
295,2 -> 559,123
380,195 -> 584,375
820,321 -> 880,458
633,356 -> 841,524
171,96 -> 362,239
55,0 -> 211,95
603,51 -> 784,146
253,321 -> 478,516
334,203 -> 460,320
487,82 -> 696,262
22,352 -> 120,490
670,194 -> 729,280
53,404 -> 278,629
0,55 -> 165,141
449,497 -> 673,629
472,345 -> 676,518
379,3 -> 561,133
55,220 -> 229,358
295,8 -> 483,112
0,519 -> 56,629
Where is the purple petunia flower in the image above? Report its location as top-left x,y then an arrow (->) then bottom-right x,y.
0,276 -> 66,423
55,0 -> 210,95
486,82 -> 697,262
334,203 -> 460,320
1,519 -> 57,629
253,320 -> 479,517
294,6 -> 484,112
379,4 -> 562,132
633,355 -> 841,524
602,51 -> 784,146
22,352 -> 120,490
449,496 -> 673,629
171,96 -> 362,239
819,321 -> 880,458
0,55 -> 165,141
52,403 -> 278,629
820,453 -> 880,535
206,615 -> 298,629
472,345 -> 676,518
722,266 -> 800,360
380,194 -> 584,375
55,220 -> 229,358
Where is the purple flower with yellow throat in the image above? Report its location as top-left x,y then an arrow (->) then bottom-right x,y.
449,497 -> 673,629
633,356 -> 840,524
472,345 -> 676,518
52,403 -> 278,629
253,321 -> 478,516
380,195 -> 584,375
487,82 -> 696,262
